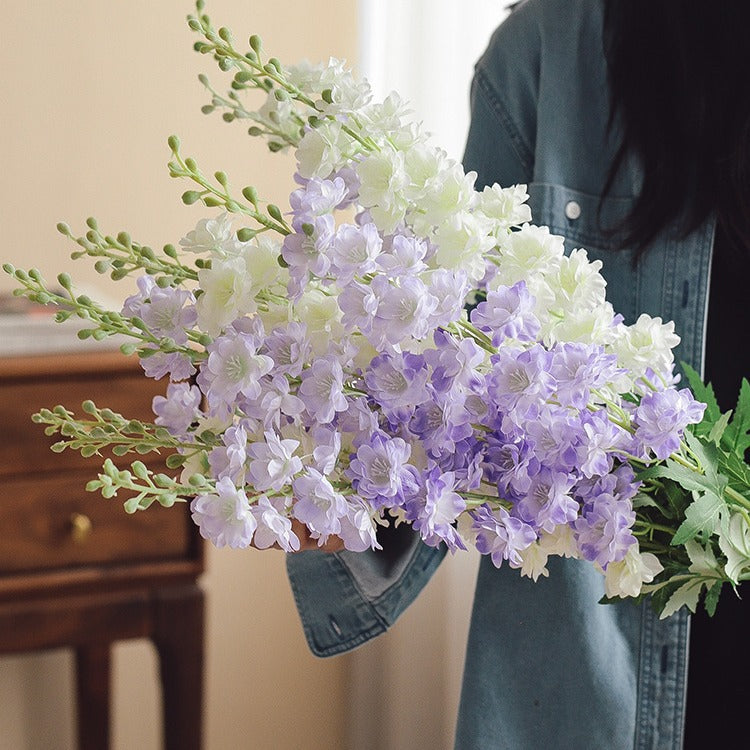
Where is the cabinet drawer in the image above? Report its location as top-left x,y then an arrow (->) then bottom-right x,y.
0,367 -> 166,478
0,472 -> 192,574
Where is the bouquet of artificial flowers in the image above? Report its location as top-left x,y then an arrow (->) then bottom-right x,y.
5,2 -> 750,619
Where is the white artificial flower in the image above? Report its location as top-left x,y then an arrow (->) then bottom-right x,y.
179,213 -> 241,256
610,313 -> 680,381
517,542 -> 550,581
240,234 -> 286,292
407,158 -> 476,233
359,91 -> 412,138
433,211 -> 496,283
478,183 -> 532,232
547,248 -> 607,315
294,288 -> 345,355
547,301 -> 617,347
603,545 -> 663,598
539,523 -> 579,558
356,150 -> 410,233
196,256 -> 258,335
493,223 -> 566,287
296,119 -> 352,179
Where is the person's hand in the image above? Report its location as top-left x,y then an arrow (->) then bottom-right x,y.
291,519 -> 346,552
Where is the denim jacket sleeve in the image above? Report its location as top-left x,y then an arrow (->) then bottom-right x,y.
286,526 -> 446,657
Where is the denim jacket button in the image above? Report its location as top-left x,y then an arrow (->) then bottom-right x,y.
564,200 -> 581,220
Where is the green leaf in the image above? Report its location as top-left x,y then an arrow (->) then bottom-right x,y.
707,410 -> 732,446
723,378 -> 750,457
659,578 -> 704,619
703,581 -> 722,617
671,491 -> 726,546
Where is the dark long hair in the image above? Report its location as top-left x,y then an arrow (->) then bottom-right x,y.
602,1 -> 750,255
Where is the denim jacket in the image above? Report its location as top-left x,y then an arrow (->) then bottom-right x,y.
286,1 -> 714,747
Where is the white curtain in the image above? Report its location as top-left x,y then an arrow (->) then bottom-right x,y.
358,0 -> 511,159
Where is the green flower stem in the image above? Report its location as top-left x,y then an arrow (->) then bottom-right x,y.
60,221 -> 199,284
725,485 -> 750,511
168,141 -> 292,235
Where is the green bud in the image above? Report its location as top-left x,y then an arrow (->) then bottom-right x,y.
244,50 -> 257,63
163,244 -> 177,258
111,269 -> 129,281
218,57 -> 232,72
267,204 -> 283,221
308,115 -> 320,127
123,498 -> 140,514
197,333 -> 213,347
56,222 -> 72,236
120,342 -> 138,356
166,454 -> 186,469
274,88 -> 288,102
249,34 -> 262,54
321,88 -> 333,104
237,227 -> 255,242
140,246 -> 155,260
241,185 -> 258,204
222,112 -> 235,123
94,260 -> 110,274
77,328 -> 93,340
188,473 -> 208,487
218,26 -> 232,42
76,294 -> 92,305
187,18 -> 202,32
184,157 -> 198,172
196,0 -> 206,12
268,141 -> 283,153
131,461 -> 149,480
86,217 -> 98,230
248,126 -> 263,137
198,73 -> 209,86
2,262 -> 15,275
201,105 -> 214,115
203,196 -> 222,207
235,71 -> 253,83
167,135 -> 180,151
182,190 -> 202,205
117,231 -> 131,247
28,268 -> 43,282
56,272 -> 73,290
225,199 -> 240,213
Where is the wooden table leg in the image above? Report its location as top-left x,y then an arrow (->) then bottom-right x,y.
153,584 -> 205,750
75,643 -> 111,750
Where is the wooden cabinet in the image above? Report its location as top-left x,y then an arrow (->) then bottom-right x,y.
0,350 -> 204,750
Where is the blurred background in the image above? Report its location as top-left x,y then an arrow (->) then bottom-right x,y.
0,1 -> 510,748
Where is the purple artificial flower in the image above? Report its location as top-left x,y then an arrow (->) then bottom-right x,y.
199,330 -> 274,415
261,322 -> 311,377
425,269 -> 472,328
470,281 -> 540,346
483,433 -> 540,497
410,386 -> 475,459
548,342 -> 621,410
471,503 -> 537,567
208,424 -> 249,484
574,490 -> 637,568
347,431 -> 419,507
364,352 -> 430,424
331,222 -> 383,284
121,275 -> 157,318
190,477 -> 257,548
375,276 -> 438,345
243,374 -> 306,430
486,344 -> 555,417
298,357 -> 349,424
139,348 -> 197,382
247,431 -> 303,492
152,381 -> 202,436
425,329 -> 484,393
281,214 -> 335,295
251,494 -> 300,552
377,234 -> 428,278
405,468 -> 467,551
289,176 -> 349,231
577,409 -> 627,478
309,424 -> 342,475
338,277 -> 386,337
524,404 -> 583,475
337,497 -> 381,552
292,468 -> 349,541
634,387 -> 706,460
139,286 -> 197,345
515,467 -> 578,533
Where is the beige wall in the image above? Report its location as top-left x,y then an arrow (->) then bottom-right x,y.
0,2 -> 357,748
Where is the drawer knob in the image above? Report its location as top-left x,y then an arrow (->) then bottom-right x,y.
70,513 -> 93,543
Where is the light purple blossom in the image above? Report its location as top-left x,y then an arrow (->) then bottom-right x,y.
426,269 -> 472,328
298,357 -> 349,424
331,222 -> 383,283
190,477 -> 257,549
140,348 -> 197,382
247,431 -> 303,492
574,491 -> 637,568
471,504 -> 537,567
139,286 -> 197,345
470,281 -> 540,345
208,425 -> 249,484
292,468 -> 349,541
515,468 -> 578,533
364,352 -> 429,423
377,234 -> 428,277
289,176 -> 349,230
634,387 -> 706,460
405,468 -> 467,551
347,431 -> 419,507
152,381 -> 202,436
486,345 -> 555,416
251,494 -> 300,552
337,498 -> 381,552
549,343 -> 620,410
261,322 -> 311,377
425,329 -> 484,393
199,330 -> 274,414
410,387 -> 475,458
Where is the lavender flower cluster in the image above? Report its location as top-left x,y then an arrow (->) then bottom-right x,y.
109,52 -> 707,600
